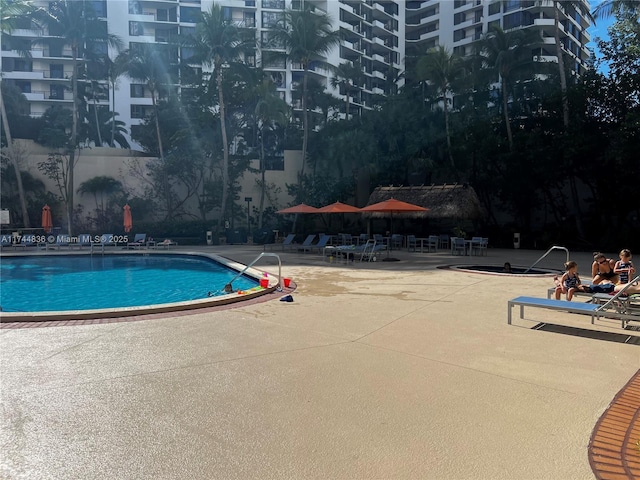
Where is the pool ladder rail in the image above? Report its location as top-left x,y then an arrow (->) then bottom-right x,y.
523,245 -> 569,274
224,252 -> 283,293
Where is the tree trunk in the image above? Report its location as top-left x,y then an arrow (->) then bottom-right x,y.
217,63 -> 230,237
68,46 -> 79,236
93,89 -> 102,146
502,78 -> 514,151
258,130 -> 265,229
110,79 -> 116,147
151,89 -> 171,219
300,67 -> 309,180
0,86 -> 30,228
554,2 -> 570,129
443,93 -> 455,168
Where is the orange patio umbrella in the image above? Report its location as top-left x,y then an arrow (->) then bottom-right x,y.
276,203 -> 320,214
316,201 -> 361,213
123,204 -> 133,233
41,204 -> 53,233
360,198 -> 428,257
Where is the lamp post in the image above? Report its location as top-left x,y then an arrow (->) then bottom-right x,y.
245,196 -> 252,238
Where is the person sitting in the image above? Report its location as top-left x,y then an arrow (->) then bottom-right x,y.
554,261 -> 582,301
614,249 -> 636,285
502,262 -> 512,273
591,252 -> 619,285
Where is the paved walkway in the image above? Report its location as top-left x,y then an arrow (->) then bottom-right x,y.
1,245 -> 639,479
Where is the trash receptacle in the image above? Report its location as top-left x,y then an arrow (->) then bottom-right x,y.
206,231 -> 213,246
513,233 -> 521,249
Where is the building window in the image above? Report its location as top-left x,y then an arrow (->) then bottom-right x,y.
130,84 -> 145,98
16,81 -> 31,93
129,21 -> 143,36
504,0 -> 520,12
454,0 -> 466,8
131,105 -> 146,119
180,6 -> 199,23
453,29 -> 466,42
262,0 -> 285,8
88,0 -> 107,18
488,2 -> 501,15
128,0 -> 141,14
453,45 -> 466,56
49,85 -> 65,100
50,64 -> 64,79
454,12 -> 466,25
262,11 -> 283,28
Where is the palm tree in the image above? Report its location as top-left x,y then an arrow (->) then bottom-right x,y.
1,0 -> 33,227
479,26 -> 538,152
126,43 -> 173,216
190,3 -> 253,234
550,1 -> 593,129
34,0 -> 121,235
254,78 -> 289,228
330,61 -> 364,120
270,7 -> 341,182
106,51 -> 129,148
593,0 -> 640,19
77,175 -> 122,230
416,46 -> 464,166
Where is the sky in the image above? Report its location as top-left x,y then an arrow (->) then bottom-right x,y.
586,0 -> 615,72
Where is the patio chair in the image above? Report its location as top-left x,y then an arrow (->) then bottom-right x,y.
127,233 -> 147,249
74,234 -> 93,250
406,235 -> 417,252
358,233 -> 369,245
279,233 -> 296,251
438,234 -> 450,250
359,240 -> 385,262
391,234 -> 404,249
450,237 -> 466,256
309,234 -> 331,254
91,234 -> 116,253
155,239 -> 178,249
297,234 -> 316,253
426,235 -> 439,253
46,235 -> 70,251
470,237 -> 488,256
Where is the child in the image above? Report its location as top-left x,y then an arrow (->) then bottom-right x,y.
555,261 -> 582,301
614,249 -> 635,285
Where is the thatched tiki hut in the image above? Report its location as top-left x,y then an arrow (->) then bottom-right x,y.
364,184 -> 485,236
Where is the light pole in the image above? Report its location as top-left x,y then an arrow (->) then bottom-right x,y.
245,196 -> 252,238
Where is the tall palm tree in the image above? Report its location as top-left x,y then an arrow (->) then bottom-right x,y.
105,51 -> 129,147
77,175 -> 122,230
270,7 -> 341,182
593,0 -> 640,19
330,61 -> 364,120
190,3 -> 253,234
479,26 -> 538,152
550,1 -> 593,129
1,0 -> 33,227
416,46 -> 464,166
254,78 -> 289,228
34,0 -> 121,234
125,43 -> 173,216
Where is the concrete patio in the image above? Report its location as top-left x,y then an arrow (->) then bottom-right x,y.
1,245 -> 638,479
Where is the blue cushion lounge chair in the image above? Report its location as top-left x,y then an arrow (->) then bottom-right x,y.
297,234 -> 317,253
280,233 -> 296,251
127,233 -> 147,249
309,234 -> 331,254
91,233 -> 116,253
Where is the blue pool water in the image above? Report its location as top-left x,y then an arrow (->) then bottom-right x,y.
0,254 -> 258,312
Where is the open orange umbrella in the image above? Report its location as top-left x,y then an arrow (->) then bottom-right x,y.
360,198 -> 428,258
41,205 -> 53,233
123,204 -> 132,233
276,203 -> 319,214
316,201 -> 361,213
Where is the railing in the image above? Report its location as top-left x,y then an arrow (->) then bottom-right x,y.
523,245 -> 569,273
224,252 -> 283,292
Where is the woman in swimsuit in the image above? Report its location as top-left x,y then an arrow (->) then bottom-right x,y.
591,252 -> 619,285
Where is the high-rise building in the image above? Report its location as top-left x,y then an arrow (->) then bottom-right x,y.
1,0 -> 592,149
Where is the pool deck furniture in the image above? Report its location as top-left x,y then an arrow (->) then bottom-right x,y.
127,234 -> 148,249
154,239 -> 178,250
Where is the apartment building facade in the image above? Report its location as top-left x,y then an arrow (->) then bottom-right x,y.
1,0 -> 592,150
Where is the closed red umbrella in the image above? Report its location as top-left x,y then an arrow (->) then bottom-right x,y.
41,205 -> 53,233
123,204 -> 133,233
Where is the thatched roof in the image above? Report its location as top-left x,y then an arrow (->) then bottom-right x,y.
365,184 -> 485,219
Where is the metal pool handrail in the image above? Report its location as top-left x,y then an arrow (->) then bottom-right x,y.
523,245 -> 569,274
224,252 -> 282,292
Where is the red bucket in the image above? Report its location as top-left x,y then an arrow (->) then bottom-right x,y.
283,278 -> 291,288
260,278 -> 269,288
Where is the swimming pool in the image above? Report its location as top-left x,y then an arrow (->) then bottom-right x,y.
0,253 -> 262,315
